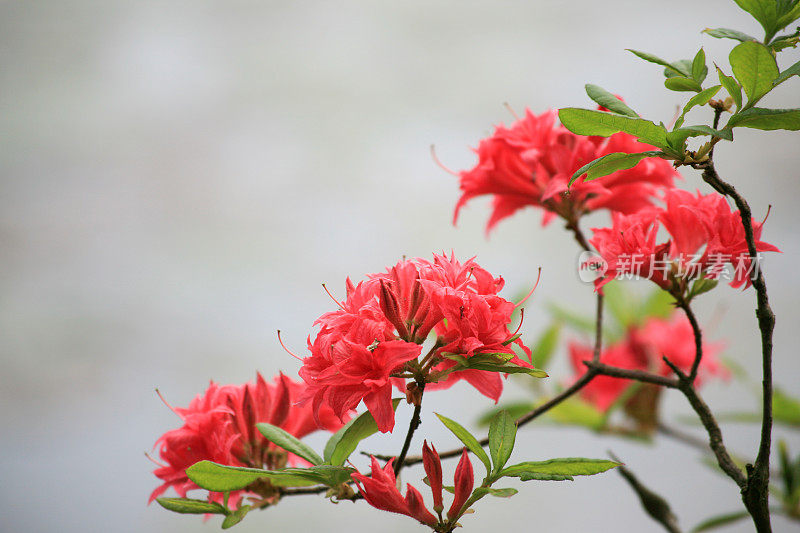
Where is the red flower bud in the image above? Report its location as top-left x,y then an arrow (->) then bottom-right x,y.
447,449 -> 474,520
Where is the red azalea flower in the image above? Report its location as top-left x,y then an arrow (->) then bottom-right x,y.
149,373 -> 343,509
452,108 -> 678,233
352,446 -> 475,528
569,314 -> 727,411
299,253 -> 536,432
591,190 -> 780,293
351,457 -> 437,527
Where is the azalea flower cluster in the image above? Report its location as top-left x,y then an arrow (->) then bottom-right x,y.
452,108 -> 679,232
299,252 -> 534,433
590,189 -> 780,293
149,373 -> 343,509
352,442 -> 474,529
569,314 -> 727,413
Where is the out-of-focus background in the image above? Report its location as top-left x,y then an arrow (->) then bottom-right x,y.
1,1 -> 798,531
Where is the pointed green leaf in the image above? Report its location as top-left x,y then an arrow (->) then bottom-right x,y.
776,2 -> 800,30
667,125 -> 733,152
435,413 -> 492,474
733,0 -> 781,38
717,67 -> 743,111
558,108 -> 669,149
488,410 -> 517,473
664,76 -> 703,92
727,107 -> 800,130
518,472 -> 574,481
156,497 -> 228,515
688,278 -> 719,300
691,510 -> 751,532
531,322 -> 561,369
692,49 -> 707,82
627,49 -> 689,77
501,458 -> 621,478
544,397 -> 606,430
639,287 -> 676,321
221,505 -> 251,529
774,58 -> 800,86
729,41 -> 779,105
477,402 -> 536,426
482,487 -> 518,497
674,85 -> 722,128
186,461 -> 277,492
463,360 -> 548,377
773,386 -> 800,426
324,399 -> 402,465
569,151 -> 666,186
584,84 -> 638,117
703,27 -> 757,42
256,423 -> 323,466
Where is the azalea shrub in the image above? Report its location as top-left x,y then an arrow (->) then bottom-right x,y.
149,2 -> 800,532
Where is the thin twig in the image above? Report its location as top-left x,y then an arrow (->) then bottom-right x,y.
394,384 -> 425,476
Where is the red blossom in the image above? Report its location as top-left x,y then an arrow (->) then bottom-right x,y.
149,373 -> 343,509
351,457 -> 437,527
353,446 -> 476,528
447,449 -> 475,521
569,314 -> 727,411
591,189 -> 780,292
452,108 -> 678,233
299,253 -> 536,432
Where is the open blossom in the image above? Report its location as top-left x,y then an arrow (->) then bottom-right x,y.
149,373 -> 343,509
591,189 -> 780,292
299,252 -> 535,433
569,314 -> 727,412
452,108 -> 678,233
352,444 -> 474,528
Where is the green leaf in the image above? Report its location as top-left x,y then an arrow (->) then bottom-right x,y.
665,59 -> 697,80
518,472 -> 574,481
435,413 -> 492,474
531,322 -> 561,369
769,30 -> 800,52
703,27 -> 757,42
664,76 -> 703,92
324,400 -> 401,465
692,48 -> 707,82
186,461 -> 335,491
727,107 -> 800,130
256,423 -> 323,466
569,151 -> 666,186
717,67 -> 743,111
627,49 -> 690,77
669,125 -> 734,147
299,465 -> 358,486
733,0 -> 782,38
558,108 -> 670,149
773,386 -> 800,426
186,461 -> 274,491
691,510 -> 751,532
488,410 -> 517,474
221,506 -> 251,529
729,41 -> 779,105
485,487 -> 518,497
501,458 -> 621,478
463,359 -> 548,377
639,287 -> 675,321
544,397 -> 606,430
674,85 -> 722,128
688,278 -> 719,300
776,2 -> 800,31
584,84 -> 639,117
774,58 -> 800,86
477,402 -> 536,426
156,497 -> 228,515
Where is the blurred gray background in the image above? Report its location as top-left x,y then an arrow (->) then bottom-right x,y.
1,1 -> 798,531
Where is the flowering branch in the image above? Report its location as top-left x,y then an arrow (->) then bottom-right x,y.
688,114 -> 775,530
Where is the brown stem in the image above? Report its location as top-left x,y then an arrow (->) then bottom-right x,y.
674,300 -> 704,382
692,117 -> 774,531
394,383 -> 425,476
